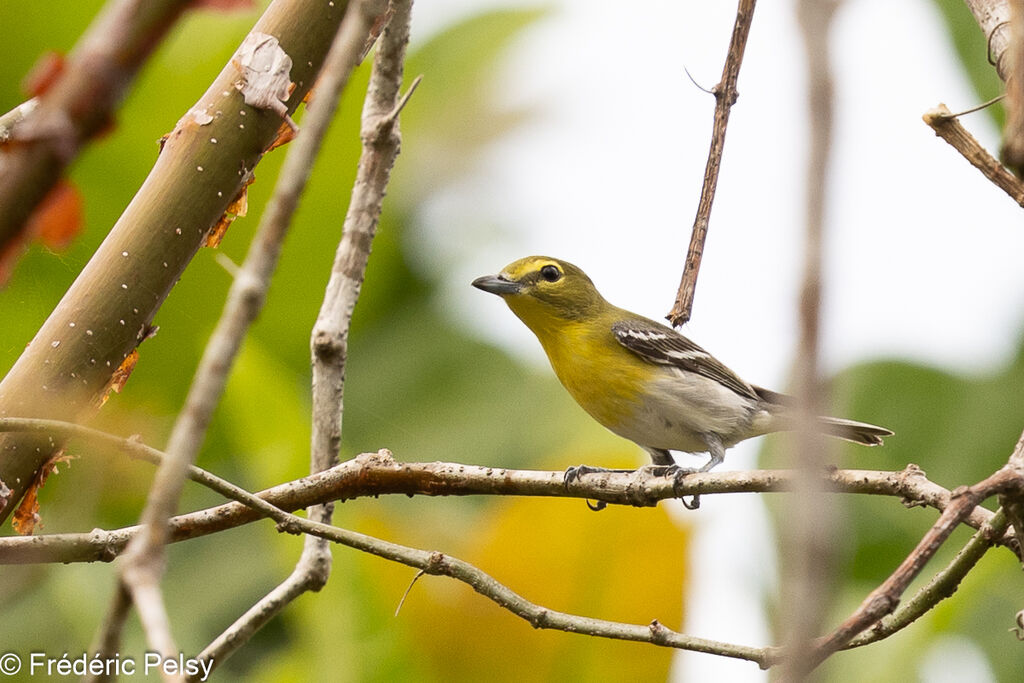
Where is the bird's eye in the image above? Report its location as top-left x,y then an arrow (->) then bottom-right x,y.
540,265 -> 561,282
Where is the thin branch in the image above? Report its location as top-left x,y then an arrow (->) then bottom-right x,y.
83,583 -> 132,683
1001,0 -> 1024,172
667,0 -> 757,327
194,0 -> 409,673
803,462 -> 1024,671
844,507 -> 1010,649
923,104 -> 1024,206
778,1 -> 841,678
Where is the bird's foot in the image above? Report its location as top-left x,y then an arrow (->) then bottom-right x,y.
563,464 -> 633,488
636,464 -> 700,509
563,464 -> 634,512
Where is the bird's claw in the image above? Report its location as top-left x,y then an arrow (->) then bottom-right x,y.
647,464 -> 700,509
564,464 -> 631,511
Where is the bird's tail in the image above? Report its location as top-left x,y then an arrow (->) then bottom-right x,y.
814,416 -> 892,446
753,385 -> 892,446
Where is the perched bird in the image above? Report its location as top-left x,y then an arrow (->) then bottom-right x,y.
472,256 -> 891,483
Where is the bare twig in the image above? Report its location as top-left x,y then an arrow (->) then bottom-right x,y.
777,2 -> 841,679
804,462 -> 1024,671
845,507 -> 1010,649
83,583 -> 132,683
923,104 -> 1024,205
178,458 -> 770,671
194,0 -> 409,673
667,0 -> 757,326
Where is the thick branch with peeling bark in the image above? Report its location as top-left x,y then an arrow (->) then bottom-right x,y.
0,0 -> 353,528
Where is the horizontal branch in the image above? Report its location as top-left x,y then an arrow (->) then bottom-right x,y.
0,425 -> 1008,563
0,421 -> 772,668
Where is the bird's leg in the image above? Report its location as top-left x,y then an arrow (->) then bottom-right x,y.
699,434 -> 726,472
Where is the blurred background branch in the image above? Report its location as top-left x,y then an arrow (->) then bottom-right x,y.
0,0 -> 194,264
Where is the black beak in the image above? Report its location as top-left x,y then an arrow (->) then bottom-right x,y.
472,274 -> 521,296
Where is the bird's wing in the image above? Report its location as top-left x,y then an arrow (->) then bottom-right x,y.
611,318 -> 760,401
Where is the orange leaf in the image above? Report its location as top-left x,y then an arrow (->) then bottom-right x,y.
12,449 -> 74,535
0,180 -> 83,286
23,51 -> 65,97
32,180 -> 84,249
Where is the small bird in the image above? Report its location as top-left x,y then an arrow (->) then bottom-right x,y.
473,256 -> 891,485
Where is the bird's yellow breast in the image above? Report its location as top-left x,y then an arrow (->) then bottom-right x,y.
507,296 -> 648,432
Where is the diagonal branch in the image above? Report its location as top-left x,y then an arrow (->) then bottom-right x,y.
844,507 -> 1010,649
802,462 -> 1024,671
667,0 -> 757,327
923,104 -> 1024,206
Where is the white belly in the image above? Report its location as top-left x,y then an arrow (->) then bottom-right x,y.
611,369 -> 772,452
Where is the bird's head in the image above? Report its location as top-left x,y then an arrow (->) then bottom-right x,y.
472,256 -> 607,331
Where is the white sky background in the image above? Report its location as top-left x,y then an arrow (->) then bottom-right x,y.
409,1 -> 1021,681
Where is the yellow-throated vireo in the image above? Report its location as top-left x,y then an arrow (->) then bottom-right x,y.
473,256 -> 892,479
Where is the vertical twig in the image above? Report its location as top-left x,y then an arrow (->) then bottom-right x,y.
83,583 -> 132,683
779,0 -> 839,679
667,0 -> 757,327
192,0 -> 412,674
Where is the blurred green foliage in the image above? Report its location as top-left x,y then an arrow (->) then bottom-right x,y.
3,2 -> 1023,681
0,3 -> 684,680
